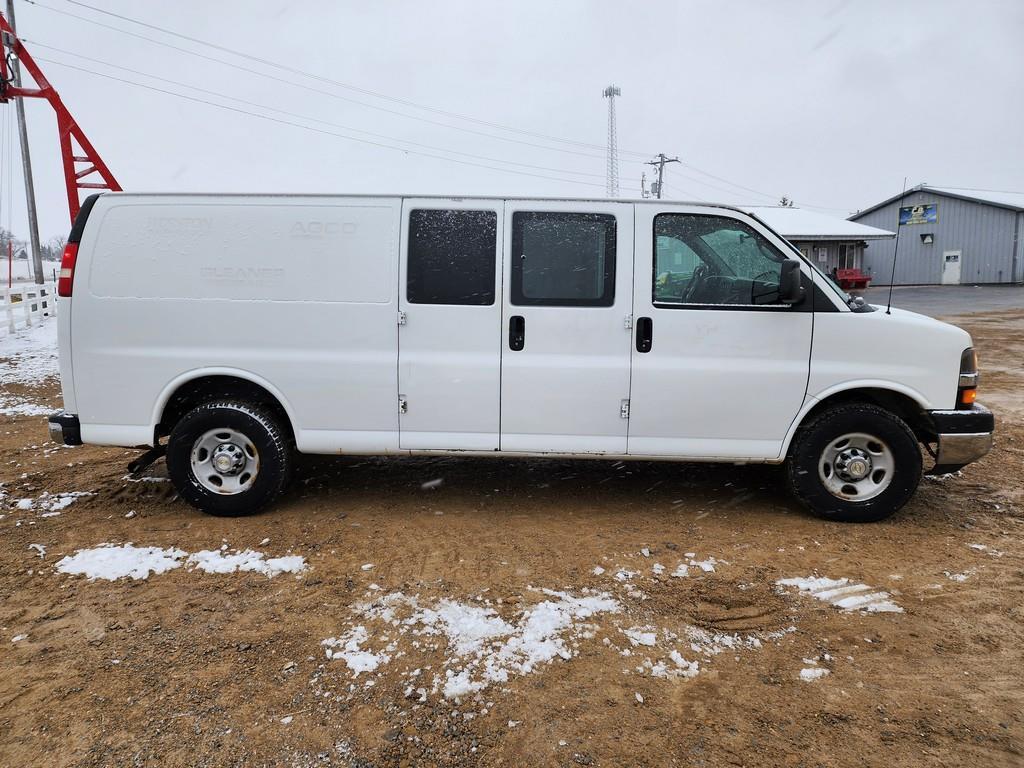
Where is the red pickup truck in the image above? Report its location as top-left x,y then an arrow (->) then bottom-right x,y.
835,268 -> 871,291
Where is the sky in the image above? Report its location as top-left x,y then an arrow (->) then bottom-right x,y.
1,0 -> 1022,241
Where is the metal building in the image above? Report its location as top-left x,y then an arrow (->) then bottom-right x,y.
745,206 -> 894,274
849,185 -> 1024,285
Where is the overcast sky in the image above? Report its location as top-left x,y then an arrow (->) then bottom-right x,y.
3,0 -> 1023,240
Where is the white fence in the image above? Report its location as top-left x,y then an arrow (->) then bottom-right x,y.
3,282 -> 58,333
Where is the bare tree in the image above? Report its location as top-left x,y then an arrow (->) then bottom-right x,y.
45,234 -> 67,261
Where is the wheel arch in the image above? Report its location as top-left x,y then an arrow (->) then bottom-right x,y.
782,382 -> 932,459
152,369 -> 297,444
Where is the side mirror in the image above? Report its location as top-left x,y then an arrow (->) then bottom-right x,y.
779,260 -> 805,305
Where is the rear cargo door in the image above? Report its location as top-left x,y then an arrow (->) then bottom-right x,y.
397,199 -> 504,450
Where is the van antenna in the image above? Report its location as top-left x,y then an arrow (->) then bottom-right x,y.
885,176 -> 909,315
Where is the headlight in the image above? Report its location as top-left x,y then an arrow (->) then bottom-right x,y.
957,347 -> 978,408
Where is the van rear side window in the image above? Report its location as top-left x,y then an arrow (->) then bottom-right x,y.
511,211 -> 616,306
407,209 -> 497,305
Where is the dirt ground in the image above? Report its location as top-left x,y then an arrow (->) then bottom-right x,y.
1,309 -> 1022,768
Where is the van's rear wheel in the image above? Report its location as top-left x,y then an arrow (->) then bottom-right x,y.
786,403 -> 921,523
166,400 -> 292,516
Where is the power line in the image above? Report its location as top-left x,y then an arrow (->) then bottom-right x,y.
60,0 -> 656,159
662,182 -> 709,203
25,0 -> 853,211
27,0 -> 652,162
36,56 -> 645,193
28,42 -> 612,182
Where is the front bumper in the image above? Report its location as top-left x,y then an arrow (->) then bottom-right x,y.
926,403 -> 994,475
47,411 -> 82,446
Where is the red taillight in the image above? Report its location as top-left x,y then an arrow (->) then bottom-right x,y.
58,242 -> 78,297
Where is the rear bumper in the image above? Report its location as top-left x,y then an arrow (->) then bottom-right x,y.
926,403 -> 993,475
47,411 -> 82,446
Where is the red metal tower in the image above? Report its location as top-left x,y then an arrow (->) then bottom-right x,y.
0,13 -> 120,224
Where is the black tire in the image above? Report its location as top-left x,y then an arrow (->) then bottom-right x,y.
166,400 -> 292,516
786,403 -> 922,523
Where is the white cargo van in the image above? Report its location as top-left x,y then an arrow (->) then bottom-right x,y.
48,193 -> 993,522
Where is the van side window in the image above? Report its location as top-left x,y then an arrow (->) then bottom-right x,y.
653,213 -> 788,307
511,212 -> 616,306
408,209 -> 497,305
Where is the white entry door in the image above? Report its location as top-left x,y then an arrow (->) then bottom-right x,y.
627,206 -> 812,459
499,202 -> 634,453
942,250 -> 962,285
398,199 -> 503,450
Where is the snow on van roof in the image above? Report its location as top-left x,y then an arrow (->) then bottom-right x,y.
744,206 -> 895,241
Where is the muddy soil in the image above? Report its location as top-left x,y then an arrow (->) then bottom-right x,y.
1,310 -> 1022,768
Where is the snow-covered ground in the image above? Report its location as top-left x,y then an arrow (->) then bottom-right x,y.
4,259 -> 61,285
0,317 -> 59,416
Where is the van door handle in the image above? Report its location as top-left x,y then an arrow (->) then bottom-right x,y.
636,316 -> 653,353
509,315 -> 525,351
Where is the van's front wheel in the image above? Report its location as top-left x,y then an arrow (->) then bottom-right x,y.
166,400 -> 292,516
786,403 -> 921,523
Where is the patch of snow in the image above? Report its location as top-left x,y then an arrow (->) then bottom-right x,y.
55,544 -> 186,581
776,576 -> 903,613
944,570 -> 974,583
0,398 -> 51,416
592,566 -> 605,576
686,625 -> 794,656
322,625 -> 391,676
56,544 -> 305,581
361,563 -> 375,571
621,627 -> 657,647
668,555 -> 725,577
41,491 -> 93,513
323,588 -> 620,698
668,650 -> 699,678
968,543 -> 1003,557
11,634 -> 27,643
122,474 -> 170,484
28,543 -> 45,558
799,667 -> 830,681
187,549 -> 306,578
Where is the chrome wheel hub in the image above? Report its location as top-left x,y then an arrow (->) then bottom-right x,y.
190,428 -> 259,495
819,432 -> 894,501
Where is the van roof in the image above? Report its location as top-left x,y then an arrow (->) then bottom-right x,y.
94,191 -> 750,213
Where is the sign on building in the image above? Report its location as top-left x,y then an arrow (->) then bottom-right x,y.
899,203 -> 938,225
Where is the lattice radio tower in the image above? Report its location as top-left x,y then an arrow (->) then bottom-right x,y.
602,85 -> 621,198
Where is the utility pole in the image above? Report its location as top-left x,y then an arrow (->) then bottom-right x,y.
4,0 -> 44,284
645,153 -> 680,199
602,85 -> 620,198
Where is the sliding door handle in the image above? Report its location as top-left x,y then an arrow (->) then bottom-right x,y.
509,315 -> 525,351
636,316 -> 653,353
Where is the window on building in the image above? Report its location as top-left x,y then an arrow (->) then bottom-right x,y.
838,243 -> 856,270
511,211 -> 616,306
407,209 -> 497,305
